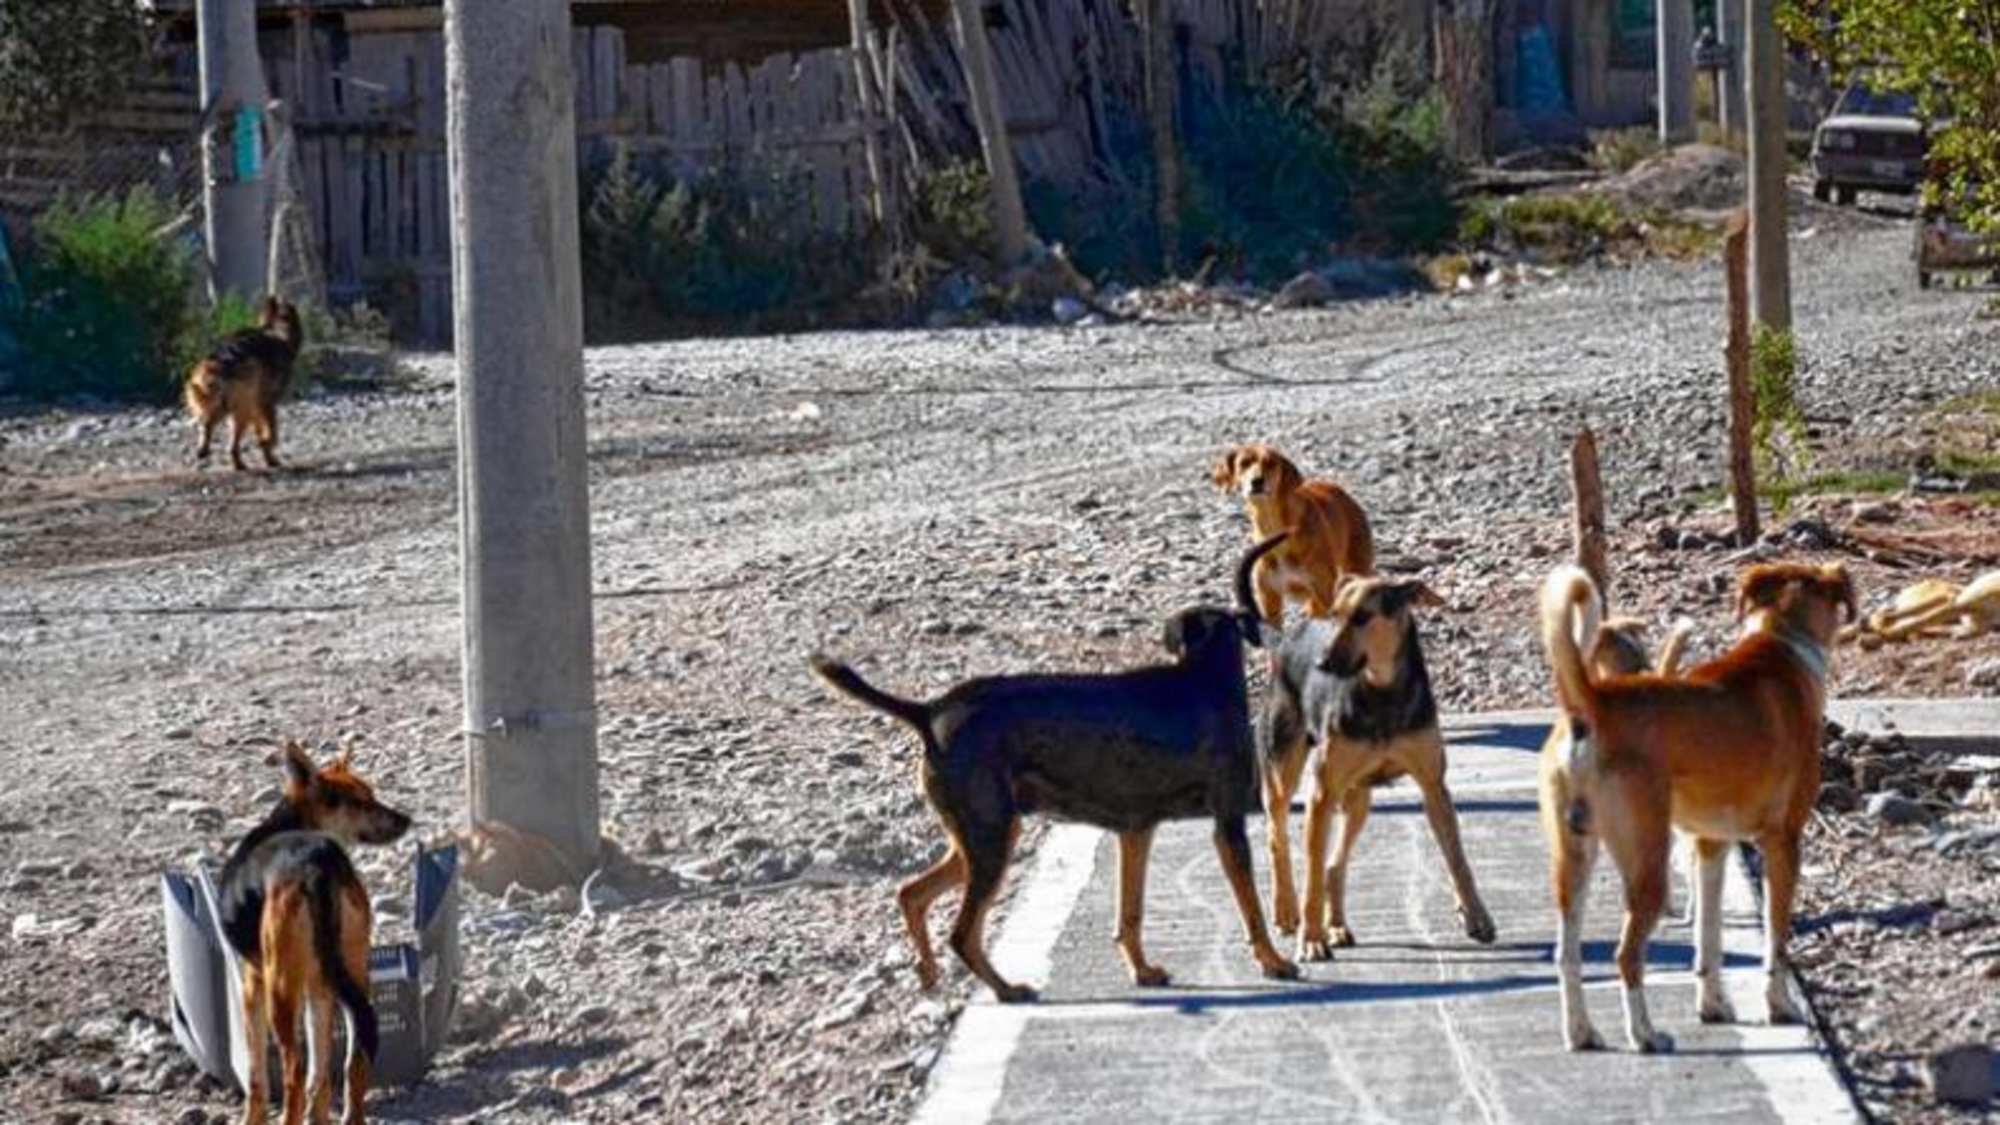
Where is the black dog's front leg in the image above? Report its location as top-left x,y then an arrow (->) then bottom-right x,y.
1212,817 -> 1300,981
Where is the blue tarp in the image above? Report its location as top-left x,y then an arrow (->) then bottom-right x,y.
1518,26 -> 1569,115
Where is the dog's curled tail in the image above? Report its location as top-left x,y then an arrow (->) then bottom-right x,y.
308,875 -> 380,1062
1656,616 -> 1697,677
184,358 -> 223,410
810,655 -> 932,732
1540,565 -> 1603,723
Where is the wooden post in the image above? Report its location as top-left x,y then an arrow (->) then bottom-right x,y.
1724,208 -> 1760,543
950,0 -> 1029,264
1570,428 -> 1610,607
1143,0 -> 1179,273
1434,0 -> 1496,163
1718,0 -> 1746,138
1657,0 -> 1695,143
1745,0 -> 1791,330
847,0 -> 888,228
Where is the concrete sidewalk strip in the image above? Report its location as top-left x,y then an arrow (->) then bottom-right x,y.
905,706 -> 1973,1125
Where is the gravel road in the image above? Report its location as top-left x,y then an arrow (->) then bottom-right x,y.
1,199 -> 1995,1124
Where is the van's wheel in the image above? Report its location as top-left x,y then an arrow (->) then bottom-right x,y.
1917,270 -> 1932,290
1813,180 -> 1832,203
1836,185 -> 1858,206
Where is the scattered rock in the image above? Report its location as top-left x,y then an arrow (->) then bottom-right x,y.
1925,1043 -> 1996,1106
1273,271 -> 1335,309
1864,791 -> 1931,827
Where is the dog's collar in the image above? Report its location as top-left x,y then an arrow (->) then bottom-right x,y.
1771,627 -> 1829,686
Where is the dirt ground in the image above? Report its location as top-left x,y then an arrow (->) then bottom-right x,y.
2,200 -> 1997,1123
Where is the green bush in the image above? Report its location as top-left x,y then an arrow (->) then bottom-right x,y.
3,190 -> 199,402
1026,71 -> 1460,285
579,151 -> 877,340
912,159 -> 995,264
1751,324 -> 1812,485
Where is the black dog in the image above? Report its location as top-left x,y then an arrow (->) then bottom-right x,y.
811,533 -> 1299,1001
1258,575 -> 1496,960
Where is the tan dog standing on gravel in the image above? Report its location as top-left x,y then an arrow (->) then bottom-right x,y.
1539,562 -> 1854,1053
1212,444 -> 1375,624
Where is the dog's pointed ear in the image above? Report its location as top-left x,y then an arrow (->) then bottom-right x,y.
1401,580 -> 1446,610
282,740 -> 317,789
1273,454 -> 1303,496
1211,450 -> 1237,490
1333,572 -> 1364,604
1735,567 -> 1777,621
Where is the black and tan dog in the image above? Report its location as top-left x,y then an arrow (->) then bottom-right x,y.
185,295 -> 305,471
1259,575 -> 1496,959
1539,563 -> 1853,1053
219,741 -> 410,1124
811,535 -> 1300,1001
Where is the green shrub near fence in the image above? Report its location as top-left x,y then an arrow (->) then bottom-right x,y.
2,190 -> 202,403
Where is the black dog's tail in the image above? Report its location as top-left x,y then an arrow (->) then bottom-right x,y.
309,869 -> 380,1062
1234,530 -> 1289,646
810,655 -> 932,733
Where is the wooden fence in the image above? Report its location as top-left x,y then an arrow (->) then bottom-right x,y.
1,0 -> 1443,345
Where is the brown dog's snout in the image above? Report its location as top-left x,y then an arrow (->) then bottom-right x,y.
364,807 -> 412,845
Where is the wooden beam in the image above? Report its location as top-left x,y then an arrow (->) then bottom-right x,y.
949,0 -> 1028,263
1143,0 -> 1177,273
1571,428 -> 1610,608
1724,208 -> 1760,544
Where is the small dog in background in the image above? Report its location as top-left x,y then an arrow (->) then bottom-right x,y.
1844,570 -> 2000,647
218,740 -> 410,1124
1211,444 -> 1375,624
185,295 -> 305,471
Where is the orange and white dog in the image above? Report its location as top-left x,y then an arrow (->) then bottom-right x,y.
1211,444 -> 1375,624
1538,562 -> 1853,1052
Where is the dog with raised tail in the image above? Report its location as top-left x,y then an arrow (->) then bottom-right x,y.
218,741 -> 410,1124
1538,562 -> 1853,1054
811,534 -> 1300,1001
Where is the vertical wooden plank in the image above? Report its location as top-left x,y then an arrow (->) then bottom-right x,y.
672,58 -> 699,156
593,27 -> 622,121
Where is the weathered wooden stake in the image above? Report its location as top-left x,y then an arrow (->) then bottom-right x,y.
1724,208 -> 1760,543
1570,428 -> 1610,607
848,0 -> 888,228
950,0 -> 1029,264
1143,0 -> 1179,273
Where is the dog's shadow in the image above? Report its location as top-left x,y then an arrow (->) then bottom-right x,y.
372,1035 -> 630,1118
1036,938 -> 1761,1014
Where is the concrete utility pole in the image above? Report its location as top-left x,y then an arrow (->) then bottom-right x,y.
1718,0 -> 1747,138
1656,0 -> 1695,144
1143,0 -> 1179,273
445,0 -> 601,881
1745,0 -> 1792,330
195,0 -> 271,299
951,0 -> 1029,264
